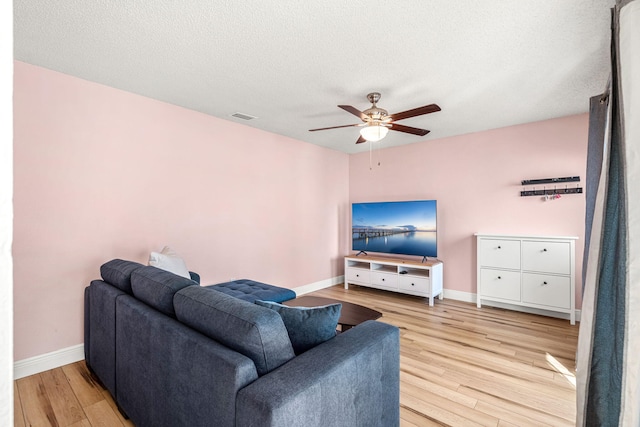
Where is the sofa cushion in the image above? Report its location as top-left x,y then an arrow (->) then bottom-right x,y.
131,266 -> 196,317
174,286 -> 295,376
254,300 -> 341,355
100,259 -> 145,294
148,246 -> 191,279
207,279 -> 296,303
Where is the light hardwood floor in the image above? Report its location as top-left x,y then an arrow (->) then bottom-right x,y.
14,284 -> 579,426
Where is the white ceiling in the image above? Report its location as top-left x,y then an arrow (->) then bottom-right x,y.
14,0 -> 614,154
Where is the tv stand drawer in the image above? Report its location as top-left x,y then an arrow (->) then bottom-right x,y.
398,275 -> 429,295
346,268 -> 370,284
371,271 -> 397,290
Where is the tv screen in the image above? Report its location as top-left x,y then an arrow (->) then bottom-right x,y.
352,200 -> 437,259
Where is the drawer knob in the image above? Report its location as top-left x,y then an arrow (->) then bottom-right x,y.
356,274 -> 359,277
497,246 -> 501,249
543,248 -> 548,252
497,276 -> 502,279
543,281 -> 548,285
411,283 -> 415,286
382,278 -> 385,281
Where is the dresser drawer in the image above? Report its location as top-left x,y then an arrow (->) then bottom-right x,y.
479,269 -> 521,301
371,271 -> 397,290
398,275 -> 429,295
479,239 -> 521,270
522,241 -> 571,274
346,268 -> 370,283
522,273 -> 571,309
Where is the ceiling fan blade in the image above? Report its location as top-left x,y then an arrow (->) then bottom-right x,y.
309,123 -> 361,132
338,105 -> 367,121
389,104 -> 441,122
389,123 -> 431,136
356,135 -> 366,144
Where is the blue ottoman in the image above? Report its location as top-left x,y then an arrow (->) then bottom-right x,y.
205,279 -> 296,303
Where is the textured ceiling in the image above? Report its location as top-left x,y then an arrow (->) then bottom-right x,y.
14,0 -> 614,154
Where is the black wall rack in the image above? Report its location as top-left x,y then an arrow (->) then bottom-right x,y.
520,176 -> 582,197
520,187 -> 583,197
521,176 -> 580,186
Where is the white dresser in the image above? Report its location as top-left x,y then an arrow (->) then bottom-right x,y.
475,233 -> 577,324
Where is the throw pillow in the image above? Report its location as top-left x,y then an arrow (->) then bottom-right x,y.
148,246 -> 191,279
255,300 -> 341,355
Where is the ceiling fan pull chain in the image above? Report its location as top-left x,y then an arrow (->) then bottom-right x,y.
369,139 -> 373,170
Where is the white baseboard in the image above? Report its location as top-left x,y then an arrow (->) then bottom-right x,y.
295,283 -> 583,322
14,281 -> 579,379
294,275 -> 344,296
443,289 -> 476,303
12,275 -> 344,379
443,289 -> 581,323
478,299 -> 582,323
14,344 -> 84,380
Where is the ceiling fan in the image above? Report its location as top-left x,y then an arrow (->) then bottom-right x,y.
309,92 -> 441,144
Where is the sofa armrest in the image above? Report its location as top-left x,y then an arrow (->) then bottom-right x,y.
189,271 -> 200,284
236,320 -> 399,427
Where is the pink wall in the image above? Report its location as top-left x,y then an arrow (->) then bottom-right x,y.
13,61 -> 349,360
350,114 -> 587,308
13,60 -> 588,362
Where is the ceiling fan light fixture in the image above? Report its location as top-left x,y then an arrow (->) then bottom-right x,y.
309,92 -> 440,145
360,124 -> 389,142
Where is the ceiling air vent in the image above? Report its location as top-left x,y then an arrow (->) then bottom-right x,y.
231,112 -> 257,120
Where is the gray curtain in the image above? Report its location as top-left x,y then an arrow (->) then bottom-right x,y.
582,94 -> 608,290
576,1 -> 640,426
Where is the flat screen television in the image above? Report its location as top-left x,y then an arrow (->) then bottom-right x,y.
351,200 -> 437,260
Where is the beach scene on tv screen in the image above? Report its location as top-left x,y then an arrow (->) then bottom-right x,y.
352,200 -> 437,257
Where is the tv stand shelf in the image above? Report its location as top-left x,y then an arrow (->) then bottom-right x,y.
344,255 -> 444,306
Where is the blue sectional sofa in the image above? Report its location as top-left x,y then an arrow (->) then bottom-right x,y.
84,259 -> 400,427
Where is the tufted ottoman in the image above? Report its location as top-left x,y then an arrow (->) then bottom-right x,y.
205,279 -> 296,303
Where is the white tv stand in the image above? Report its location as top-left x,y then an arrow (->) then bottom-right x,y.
344,255 -> 444,306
